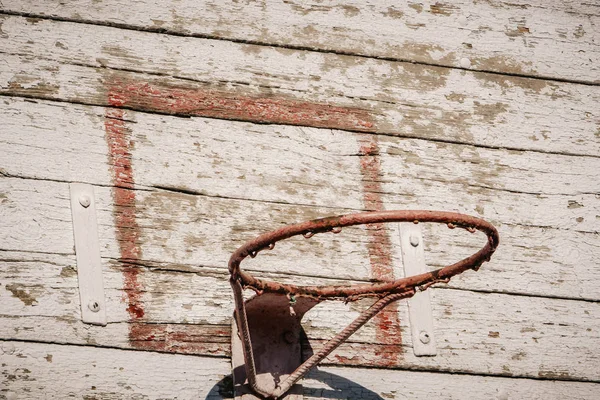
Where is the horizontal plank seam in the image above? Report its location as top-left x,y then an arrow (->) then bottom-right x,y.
340,159 -> 599,196
1,10 -> 599,87
0,247 -> 73,257
104,256 -> 600,303
3,247 -> 598,303
0,337 -> 230,360
100,258 -> 600,304
0,315 -> 231,331
1,172 -> 598,234
4,132 -> 600,192
1,337 -> 599,384
315,361 -> 600,384
2,92 -> 598,161
432,285 -> 600,304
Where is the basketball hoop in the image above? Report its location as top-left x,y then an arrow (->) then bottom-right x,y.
229,210 -> 499,399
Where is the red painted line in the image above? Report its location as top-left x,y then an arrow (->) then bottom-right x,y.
129,323 -> 231,355
108,78 -> 375,132
105,75 -> 382,356
358,136 -> 403,365
105,92 -> 145,332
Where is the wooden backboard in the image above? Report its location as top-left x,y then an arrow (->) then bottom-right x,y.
1,1 -> 599,398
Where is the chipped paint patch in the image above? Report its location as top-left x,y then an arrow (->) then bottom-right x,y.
473,55 -> 536,77
445,92 -> 467,103
408,3 -> 423,13
473,101 -> 509,123
506,26 -> 530,38
382,7 -> 404,19
574,25 -> 586,38
5,284 -> 40,306
429,2 -> 456,16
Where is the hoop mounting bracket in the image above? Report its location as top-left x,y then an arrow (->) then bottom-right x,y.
399,222 -> 437,356
229,210 -> 499,398
232,293 -> 318,399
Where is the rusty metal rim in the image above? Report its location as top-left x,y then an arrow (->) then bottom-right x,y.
229,210 -> 499,300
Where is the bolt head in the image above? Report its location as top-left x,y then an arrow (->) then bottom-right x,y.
88,300 -> 100,313
79,195 -> 91,208
409,235 -> 420,247
419,331 -> 431,344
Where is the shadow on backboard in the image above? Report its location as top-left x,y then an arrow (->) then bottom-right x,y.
205,368 -> 384,399
204,328 -> 384,399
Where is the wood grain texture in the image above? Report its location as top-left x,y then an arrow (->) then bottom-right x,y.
1,17 -> 599,156
2,98 -> 599,301
0,340 -> 232,399
2,2 -> 600,394
1,251 -> 600,381
1,0 -> 599,83
3,341 -> 599,400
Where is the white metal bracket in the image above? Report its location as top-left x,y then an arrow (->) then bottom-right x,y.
399,223 -> 437,356
69,183 -> 107,326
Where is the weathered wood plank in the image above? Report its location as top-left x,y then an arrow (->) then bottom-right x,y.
1,0 -> 598,83
1,97 -> 599,300
1,252 -> 599,381
3,97 -> 599,197
3,341 -> 598,400
2,97 -> 598,230
0,340 -> 232,399
1,18 -> 599,156
1,168 -> 599,301
304,366 -> 600,400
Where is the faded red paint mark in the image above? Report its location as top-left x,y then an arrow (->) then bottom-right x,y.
358,135 -> 403,365
107,77 -> 375,131
302,340 -> 400,368
129,323 -> 231,355
104,75 -> 379,355
105,93 -> 144,325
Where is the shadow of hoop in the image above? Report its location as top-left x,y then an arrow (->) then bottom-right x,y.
204,369 -> 384,400
204,328 -> 384,400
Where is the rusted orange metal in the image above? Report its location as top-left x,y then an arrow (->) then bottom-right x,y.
229,210 -> 499,399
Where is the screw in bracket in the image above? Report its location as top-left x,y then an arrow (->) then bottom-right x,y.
419,330 -> 431,344
88,300 -> 100,313
79,195 -> 91,208
410,235 -> 420,247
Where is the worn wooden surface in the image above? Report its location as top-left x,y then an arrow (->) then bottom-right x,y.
3,341 -> 599,400
1,0 -> 599,83
1,1 -> 599,398
1,16 -> 600,156
2,247 -> 600,380
3,98 -> 600,301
